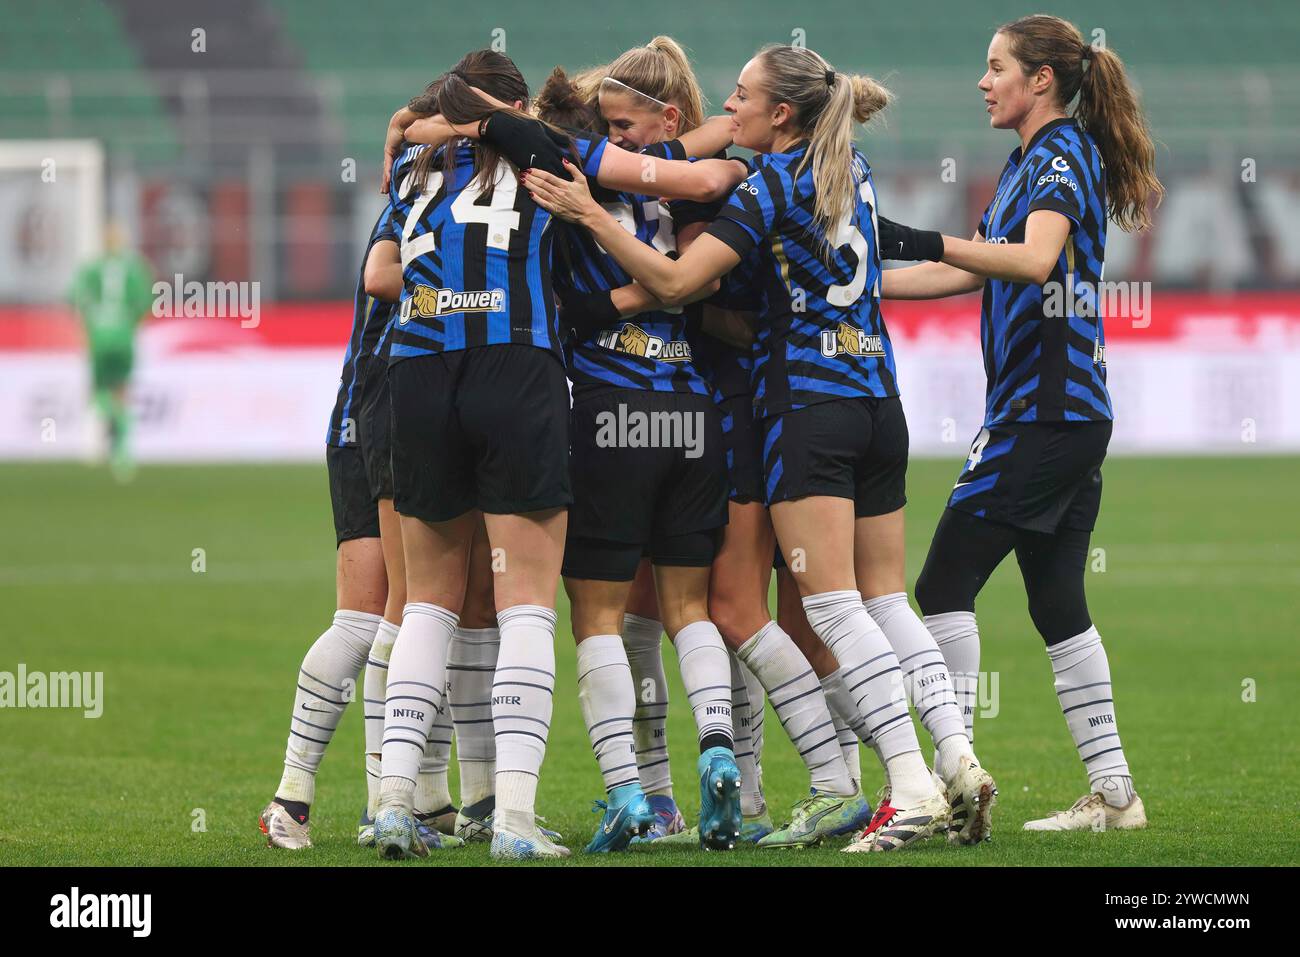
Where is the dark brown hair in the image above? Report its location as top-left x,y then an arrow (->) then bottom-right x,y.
406,49 -> 531,193
534,66 -> 602,132
998,14 -> 1163,231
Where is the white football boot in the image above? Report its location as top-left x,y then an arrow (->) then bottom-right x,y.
490,823 -> 572,860
945,757 -> 998,845
259,801 -> 312,850
1023,792 -> 1147,832
842,790 -> 951,853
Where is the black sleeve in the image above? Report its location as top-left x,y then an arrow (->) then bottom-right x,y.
559,288 -> 621,340
478,111 -> 574,179
669,196 -> 726,231
641,139 -> 688,161
877,215 -> 944,262
668,150 -> 737,230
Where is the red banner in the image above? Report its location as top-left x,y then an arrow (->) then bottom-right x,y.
5,290 -> 1300,353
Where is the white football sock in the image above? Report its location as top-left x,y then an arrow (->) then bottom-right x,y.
363,618 -> 398,816
416,678 -> 453,815
802,591 -> 933,806
729,652 -> 765,816
673,620 -> 734,751
819,669 -> 863,790
864,592 -> 972,782
577,634 -> 639,794
448,626 -> 499,807
278,609 -> 379,806
746,658 -> 765,768
379,603 -> 457,808
622,614 -> 672,797
737,621 -> 855,797
492,605 -> 557,834
1048,626 -> 1135,807
925,611 -> 980,744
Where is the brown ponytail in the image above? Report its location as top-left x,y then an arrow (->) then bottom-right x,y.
998,14 -> 1163,231
534,66 -> 602,132
404,49 -> 541,195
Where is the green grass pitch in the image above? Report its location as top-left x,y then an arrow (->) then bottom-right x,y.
0,457 -> 1296,867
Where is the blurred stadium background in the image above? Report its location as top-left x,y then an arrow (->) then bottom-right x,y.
1,0 -> 1297,460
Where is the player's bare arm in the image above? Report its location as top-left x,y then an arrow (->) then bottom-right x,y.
362,240 -> 401,302
673,114 -> 736,159
937,210 -> 1072,285
882,231 -> 987,299
526,160 -> 739,301
593,145 -> 747,203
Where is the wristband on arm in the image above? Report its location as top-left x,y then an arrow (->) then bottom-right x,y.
479,111 -> 573,179
560,288 -> 620,339
877,215 -> 944,262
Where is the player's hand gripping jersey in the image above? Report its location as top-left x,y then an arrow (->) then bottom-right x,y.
977,117 -> 1111,426
384,140 -> 602,365
704,142 -> 896,419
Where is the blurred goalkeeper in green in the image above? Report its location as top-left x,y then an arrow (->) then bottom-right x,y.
68,223 -> 154,480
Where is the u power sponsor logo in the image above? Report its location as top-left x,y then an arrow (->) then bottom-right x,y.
50,887 -> 151,937
399,285 -> 505,323
820,322 -> 885,359
596,322 -> 692,362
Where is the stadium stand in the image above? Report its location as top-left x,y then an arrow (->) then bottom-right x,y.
0,0 -> 180,162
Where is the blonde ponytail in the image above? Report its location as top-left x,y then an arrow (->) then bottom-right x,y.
602,35 -> 706,132
849,74 -> 891,124
757,45 -> 891,254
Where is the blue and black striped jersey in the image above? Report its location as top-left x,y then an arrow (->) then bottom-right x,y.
559,138 -> 709,399
706,142 -> 896,419
384,139 -> 604,364
686,245 -> 762,404
978,117 -> 1111,425
327,206 -> 399,447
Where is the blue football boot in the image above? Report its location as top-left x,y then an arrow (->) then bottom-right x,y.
631,793 -> 687,843
696,746 -> 742,850
584,783 -> 657,853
